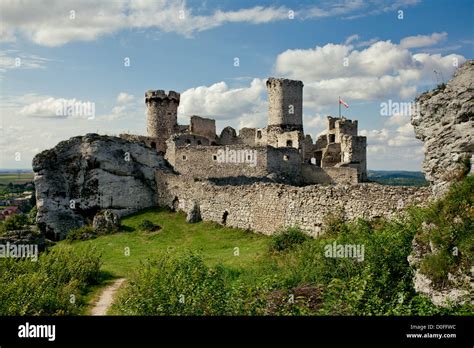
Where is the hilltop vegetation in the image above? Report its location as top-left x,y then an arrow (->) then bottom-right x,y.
1,176 -> 472,316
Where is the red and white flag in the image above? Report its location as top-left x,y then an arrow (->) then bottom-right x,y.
339,98 -> 349,108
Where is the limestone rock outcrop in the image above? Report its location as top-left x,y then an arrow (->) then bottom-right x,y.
92,209 -> 121,232
411,60 -> 474,195
33,134 -> 166,240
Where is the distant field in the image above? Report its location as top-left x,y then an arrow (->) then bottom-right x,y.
367,170 -> 428,187
0,172 -> 34,185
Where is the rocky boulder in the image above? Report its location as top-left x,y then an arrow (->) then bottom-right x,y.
411,60 -> 474,195
92,210 -> 121,232
33,134 -> 167,240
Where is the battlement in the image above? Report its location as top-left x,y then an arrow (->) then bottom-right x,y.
145,90 -> 180,103
266,77 -> 304,88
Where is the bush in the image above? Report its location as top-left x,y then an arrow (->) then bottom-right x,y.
113,252 -> 269,315
138,219 -> 160,232
0,245 -> 102,315
28,206 -> 38,224
269,227 -> 310,252
3,214 -> 29,231
66,226 -> 97,242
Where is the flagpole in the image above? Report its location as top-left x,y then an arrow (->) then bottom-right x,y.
338,96 -> 341,118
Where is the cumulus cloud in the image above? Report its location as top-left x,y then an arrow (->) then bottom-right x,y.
178,78 -> 266,122
0,93 -> 146,168
399,32 -> 447,49
358,114 -> 423,169
117,92 -> 135,104
0,0 -> 421,46
18,96 -> 96,119
274,36 -> 465,109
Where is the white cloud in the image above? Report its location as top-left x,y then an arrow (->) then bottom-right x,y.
399,32 -> 447,49
345,34 -> 360,45
117,92 -> 135,104
18,96 -> 95,119
178,78 -> 266,122
360,115 -> 423,169
0,50 -> 50,72
274,36 -> 465,109
0,93 -> 146,168
0,0 -> 421,46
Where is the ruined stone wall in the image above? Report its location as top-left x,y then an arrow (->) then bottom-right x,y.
238,128 -> 257,146
301,165 -> 358,185
156,173 -> 431,236
190,116 -> 216,140
336,119 -> 358,142
219,127 -> 241,145
322,143 -> 342,167
168,144 -> 301,181
119,134 -> 160,151
340,135 -> 367,181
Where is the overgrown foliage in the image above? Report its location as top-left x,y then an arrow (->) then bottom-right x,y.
113,252 -> 269,315
113,177 -> 473,316
269,227 -> 310,252
66,226 -> 97,242
3,214 -> 29,231
0,246 -> 102,315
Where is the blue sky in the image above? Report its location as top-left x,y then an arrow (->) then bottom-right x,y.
1,0 -> 473,170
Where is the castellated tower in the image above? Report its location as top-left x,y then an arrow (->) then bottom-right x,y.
266,77 -> 304,131
145,89 -> 180,152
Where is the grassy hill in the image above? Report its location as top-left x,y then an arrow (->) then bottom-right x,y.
54,208 -> 270,278
2,177 -> 472,316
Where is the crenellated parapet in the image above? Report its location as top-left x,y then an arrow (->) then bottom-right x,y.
145,90 -> 180,104
145,89 -> 180,152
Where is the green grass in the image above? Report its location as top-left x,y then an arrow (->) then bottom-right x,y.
54,207 -> 270,278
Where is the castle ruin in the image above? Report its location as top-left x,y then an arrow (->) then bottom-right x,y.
121,77 -> 367,185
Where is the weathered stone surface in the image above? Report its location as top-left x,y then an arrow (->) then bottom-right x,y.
92,210 -> 121,232
33,134 -> 166,240
411,60 -> 474,195
408,238 -> 470,307
185,201 -> 201,223
156,172 -> 431,236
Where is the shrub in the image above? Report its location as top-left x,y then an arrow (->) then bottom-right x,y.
138,219 -> 160,232
269,227 -> 310,252
66,226 -> 96,242
28,206 -> 38,224
113,252 -> 269,315
0,245 -> 102,315
3,214 -> 29,231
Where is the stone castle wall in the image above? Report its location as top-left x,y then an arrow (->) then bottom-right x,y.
167,144 -> 301,180
156,172 -> 431,236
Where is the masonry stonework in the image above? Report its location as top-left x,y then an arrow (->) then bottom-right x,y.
156,172 -> 431,236
145,90 -> 180,153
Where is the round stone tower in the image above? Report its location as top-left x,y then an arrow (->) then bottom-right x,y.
266,77 -> 303,131
145,89 -> 180,152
